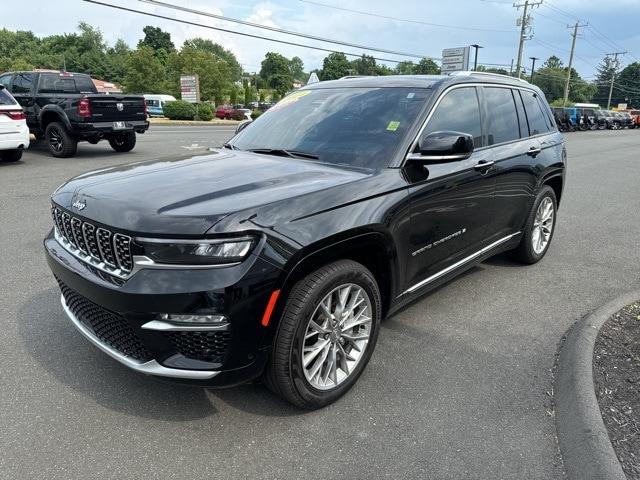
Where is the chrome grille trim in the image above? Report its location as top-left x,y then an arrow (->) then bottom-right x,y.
96,228 -> 116,268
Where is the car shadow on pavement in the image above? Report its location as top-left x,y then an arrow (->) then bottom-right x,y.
17,286 -> 302,420
26,142 -> 128,159
482,252 -> 523,268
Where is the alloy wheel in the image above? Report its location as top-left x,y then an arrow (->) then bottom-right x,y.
532,197 -> 554,254
49,127 -> 63,152
301,283 -> 372,390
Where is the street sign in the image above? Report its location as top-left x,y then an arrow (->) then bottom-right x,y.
180,74 -> 200,103
441,46 -> 470,73
307,72 -> 320,85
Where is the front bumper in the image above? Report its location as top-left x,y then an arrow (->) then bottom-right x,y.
45,229 -> 282,386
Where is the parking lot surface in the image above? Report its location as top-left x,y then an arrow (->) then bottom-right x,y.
2,127 -> 639,479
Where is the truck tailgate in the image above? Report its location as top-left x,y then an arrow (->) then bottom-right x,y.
89,95 -> 147,122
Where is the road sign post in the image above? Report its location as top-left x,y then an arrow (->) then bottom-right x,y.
441,47 -> 471,73
180,75 -> 200,104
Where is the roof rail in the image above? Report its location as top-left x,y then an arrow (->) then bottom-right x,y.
448,71 -> 529,83
339,75 -> 372,79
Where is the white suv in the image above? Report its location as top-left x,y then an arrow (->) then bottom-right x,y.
0,85 -> 29,162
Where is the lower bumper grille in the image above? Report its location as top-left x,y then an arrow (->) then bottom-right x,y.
58,280 -> 152,362
167,331 -> 231,363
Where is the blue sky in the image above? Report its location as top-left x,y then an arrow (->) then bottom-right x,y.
4,0 -> 640,78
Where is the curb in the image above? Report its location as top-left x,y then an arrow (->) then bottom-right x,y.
148,119 -> 241,127
555,290 -> 640,480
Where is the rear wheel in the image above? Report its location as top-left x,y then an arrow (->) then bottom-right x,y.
264,260 -> 381,409
511,186 -> 557,264
0,148 -> 23,162
108,131 -> 136,152
45,122 -> 77,158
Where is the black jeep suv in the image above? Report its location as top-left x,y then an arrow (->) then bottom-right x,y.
0,71 -> 148,157
45,73 -> 565,408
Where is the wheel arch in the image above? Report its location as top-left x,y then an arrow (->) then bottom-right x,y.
541,173 -> 564,207
40,106 -> 72,131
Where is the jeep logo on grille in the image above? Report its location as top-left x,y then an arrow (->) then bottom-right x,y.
72,200 -> 86,211
116,102 -> 124,111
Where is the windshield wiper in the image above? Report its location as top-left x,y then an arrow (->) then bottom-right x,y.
247,148 -> 319,160
222,142 -> 237,150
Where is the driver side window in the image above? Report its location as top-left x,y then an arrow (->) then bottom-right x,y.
422,87 -> 483,148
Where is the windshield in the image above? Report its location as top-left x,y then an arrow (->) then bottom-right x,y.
231,87 -> 431,169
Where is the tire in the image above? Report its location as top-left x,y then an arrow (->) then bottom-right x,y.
264,260 -> 381,409
0,148 -> 23,162
45,122 -> 77,158
511,185 -> 558,264
108,131 -> 136,152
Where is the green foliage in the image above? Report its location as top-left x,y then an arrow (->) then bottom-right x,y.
230,86 -> 238,105
414,58 -> 440,75
163,100 -> 196,120
530,56 -> 596,104
617,62 -> 640,107
320,52 -> 350,80
138,26 -> 175,54
196,103 -> 212,121
550,98 -> 573,107
261,52 -> 293,94
395,61 -> 415,75
272,91 -> 281,102
475,65 -> 509,75
183,38 -> 242,81
244,86 -> 253,106
289,56 -> 305,80
259,91 -> 266,102
123,46 -> 166,93
351,54 -> 377,75
251,109 -> 262,120
166,45 -> 228,101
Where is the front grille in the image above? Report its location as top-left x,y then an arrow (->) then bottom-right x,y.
52,205 -> 133,273
58,280 -> 152,362
167,331 -> 231,363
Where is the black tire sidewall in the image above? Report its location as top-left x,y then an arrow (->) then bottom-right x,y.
45,122 -> 77,158
108,131 -> 136,152
0,149 -> 22,162
270,261 -> 381,408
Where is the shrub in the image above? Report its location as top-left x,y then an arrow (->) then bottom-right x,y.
163,100 -> 196,120
251,109 -> 262,120
197,103 -> 213,121
230,110 -> 246,121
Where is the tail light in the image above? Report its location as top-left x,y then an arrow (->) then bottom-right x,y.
1,110 -> 26,120
78,97 -> 91,118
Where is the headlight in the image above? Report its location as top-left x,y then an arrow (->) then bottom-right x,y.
136,236 -> 255,265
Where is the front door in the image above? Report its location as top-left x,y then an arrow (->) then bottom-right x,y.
404,86 -> 496,294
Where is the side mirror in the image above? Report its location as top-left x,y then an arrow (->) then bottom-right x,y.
235,120 -> 252,134
416,131 -> 474,161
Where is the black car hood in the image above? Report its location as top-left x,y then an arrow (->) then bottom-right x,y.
52,150 -> 370,235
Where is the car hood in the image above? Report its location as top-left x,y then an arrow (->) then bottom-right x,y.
52,150 -> 370,235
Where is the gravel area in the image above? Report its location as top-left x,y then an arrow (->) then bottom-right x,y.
594,301 -> 640,479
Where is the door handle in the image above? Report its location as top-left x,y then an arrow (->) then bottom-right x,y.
527,146 -> 542,157
474,160 -> 495,172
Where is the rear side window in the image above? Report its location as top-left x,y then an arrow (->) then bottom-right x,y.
423,87 -> 483,148
38,74 -> 96,94
484,87 -> 520,144
520,90 -> 551,136
0,89 -> 17,106
0,74 -> 12,89
11,73 -> 34,93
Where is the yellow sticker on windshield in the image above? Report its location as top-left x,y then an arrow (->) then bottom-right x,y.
387,121 -> 400,131
270,90 -> 311,111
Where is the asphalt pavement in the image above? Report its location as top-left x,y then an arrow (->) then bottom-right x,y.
1,127 -> 639,479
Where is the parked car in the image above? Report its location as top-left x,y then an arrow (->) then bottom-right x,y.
0,84 -> 29,162
0,71 -> 149,157
215,104 -> 246,120
628,110 -> 640,127
594,110 -> 610,129
617,111 -> 635,129
45,73 -> 566,408
144,94 -> 176,117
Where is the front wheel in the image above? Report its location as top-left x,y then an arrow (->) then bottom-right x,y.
108,131 -> 136,152
264,260 -> 381,409
45,122 -> 77,158
511,186 -> 557,264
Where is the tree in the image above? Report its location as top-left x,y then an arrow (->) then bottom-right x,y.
594,55 -> 623,106
617,62 -> 640,107
543,55 -> 563,69
351,54 -> 377,75
123,45 -> 166,93
395,61 -> 415,75
260,52 -> 292,94
244,85 -> 253,105
320,52 -> 350,80
413,58 -> 440,75
289,56 -> 305,81
530,56 -> 596,104
475,65 -> 509,75
230,86 -> 238,105
138,26 -> 175,53
167,46 -> 228,101
183,38 -> 242,81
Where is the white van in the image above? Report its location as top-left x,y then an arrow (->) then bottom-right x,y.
144,94 -> 176,117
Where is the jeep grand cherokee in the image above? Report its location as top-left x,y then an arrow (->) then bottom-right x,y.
45,73 -> 566,409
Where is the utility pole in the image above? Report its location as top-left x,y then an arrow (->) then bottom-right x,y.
529,56 -> 539,82
514,0 -> 542,79
606,51 -> 626,109
563,22 -> 588,106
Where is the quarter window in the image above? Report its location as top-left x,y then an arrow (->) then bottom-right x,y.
422,87 -> 482,148
520,90 -> 550,136
484,87 -> 520,144
11,73 -> 34,94
0,74 -> 12,89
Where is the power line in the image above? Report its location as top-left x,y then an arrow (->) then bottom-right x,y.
299,0 -> 515,33
82,0 -> 417,64
141,0 -> 437,60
